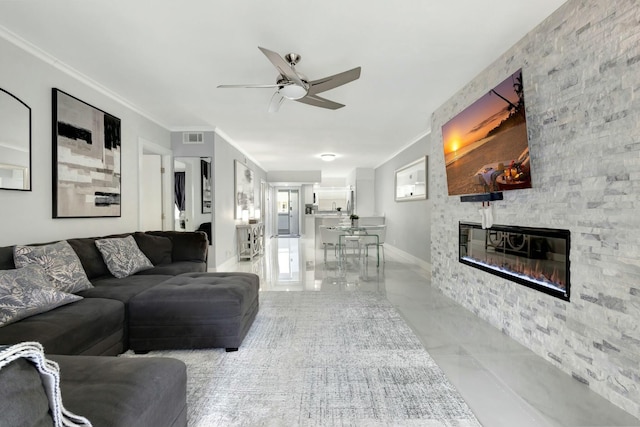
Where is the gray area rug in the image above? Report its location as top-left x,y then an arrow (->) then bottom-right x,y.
125,291 -> 481,427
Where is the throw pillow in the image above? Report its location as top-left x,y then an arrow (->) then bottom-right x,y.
13,241 -> 93,294
95,235 -> 154,278
0,264 -> 82,327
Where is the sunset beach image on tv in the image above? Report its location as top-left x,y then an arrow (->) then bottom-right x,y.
442,69 -> 532,196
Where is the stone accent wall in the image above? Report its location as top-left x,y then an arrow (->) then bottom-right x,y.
430,0 -> 640,418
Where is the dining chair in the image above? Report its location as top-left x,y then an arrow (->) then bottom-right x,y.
319,226 -> 342,263
362,225 -> 386,265
342,229 -> 363,263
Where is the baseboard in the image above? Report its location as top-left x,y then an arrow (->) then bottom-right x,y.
384,244 -> 432,274
210,255 -> 237,272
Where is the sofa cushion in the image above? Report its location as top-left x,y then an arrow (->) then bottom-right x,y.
95,236 -> 153,278
13,241 -> 93,293
0,245 -> 15,270
66,237 -> 111,280
133,232 -> 173,265
66,233 -> 131,280
135,261 -> 207,276
81,274 -> 174,306
51,354 -> 187,427
0,358 -> 55,427
147,231 -> 208,263
0,298 -> 125,356
0,264 -> 82,327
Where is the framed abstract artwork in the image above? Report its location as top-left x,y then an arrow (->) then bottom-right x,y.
234,160 -> 254,219
52,88 -> 121,218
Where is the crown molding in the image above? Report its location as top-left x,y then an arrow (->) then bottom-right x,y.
374,128 -> 431,169
0,24 -> 169,129
213,127 -> 264,171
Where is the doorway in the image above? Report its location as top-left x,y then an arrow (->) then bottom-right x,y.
138,138 -> 172,231
276,188 -> 300,236
141,154 -> 163,230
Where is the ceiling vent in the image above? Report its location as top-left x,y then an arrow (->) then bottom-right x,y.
182,132 -> 204,144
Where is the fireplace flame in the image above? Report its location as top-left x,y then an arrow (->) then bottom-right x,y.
464,253 -> 566,291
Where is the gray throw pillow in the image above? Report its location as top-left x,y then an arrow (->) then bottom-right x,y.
0,264 -> 82,327
13,241 -> 93,294
95,235 -> 153,278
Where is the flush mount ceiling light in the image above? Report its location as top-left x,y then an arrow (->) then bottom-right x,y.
320,153 -> 336,162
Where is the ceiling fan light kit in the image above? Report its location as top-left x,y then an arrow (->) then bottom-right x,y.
279,84 -> 307,100
218,46 -> 361,112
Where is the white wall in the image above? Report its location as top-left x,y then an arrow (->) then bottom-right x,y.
374,134 -> 431,264
0,36 -> 171,246
212,133 -> 266,267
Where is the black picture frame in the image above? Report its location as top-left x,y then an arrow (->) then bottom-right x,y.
0,87 -> 32,191
52,88 -> 121,218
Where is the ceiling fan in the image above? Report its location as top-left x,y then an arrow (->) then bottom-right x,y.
217,46 -> 361,112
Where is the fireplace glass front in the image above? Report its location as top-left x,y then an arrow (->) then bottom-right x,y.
459,222 -> 570,301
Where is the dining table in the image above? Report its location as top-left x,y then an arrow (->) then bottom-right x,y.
332,225 -> 381,267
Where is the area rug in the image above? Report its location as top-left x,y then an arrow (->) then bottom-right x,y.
124,291 -> 481,427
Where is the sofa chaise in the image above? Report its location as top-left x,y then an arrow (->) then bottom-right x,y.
0,230 -> 260,427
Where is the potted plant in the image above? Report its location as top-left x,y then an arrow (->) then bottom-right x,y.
350,214 -> 359,227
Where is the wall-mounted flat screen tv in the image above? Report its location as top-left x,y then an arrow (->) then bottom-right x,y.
442,69 -> 532,197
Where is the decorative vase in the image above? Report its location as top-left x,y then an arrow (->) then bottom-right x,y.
351,219 -> 358,228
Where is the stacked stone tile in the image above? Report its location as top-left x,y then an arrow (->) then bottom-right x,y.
430,0 -> 640,418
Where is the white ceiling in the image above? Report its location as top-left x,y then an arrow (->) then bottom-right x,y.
0,0 -> 567,178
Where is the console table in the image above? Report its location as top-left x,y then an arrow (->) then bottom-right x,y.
236,223 -> 264,261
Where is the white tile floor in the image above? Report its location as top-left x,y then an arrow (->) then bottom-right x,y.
227,235 -> 640,427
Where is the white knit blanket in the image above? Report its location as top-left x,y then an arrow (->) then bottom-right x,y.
0,342 -> 92,427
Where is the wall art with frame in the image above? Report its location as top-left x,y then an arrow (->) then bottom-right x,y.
201,158 -> 212,214
234,160 -> 254,219
52,88 -> 121,218
395,156 -> 428,201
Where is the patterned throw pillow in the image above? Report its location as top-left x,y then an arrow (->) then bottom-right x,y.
95,235 -> 153,279
0,264 -> 82,327
13,241 -> 93,294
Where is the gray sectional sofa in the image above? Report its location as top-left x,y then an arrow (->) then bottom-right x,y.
0,230 -> 260,427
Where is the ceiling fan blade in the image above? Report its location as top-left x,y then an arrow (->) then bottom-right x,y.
295,94 -> 345,110
217,83 -> 283,89
258,46 -> 306,88
268,92 -> 285,113
308,67 -> 361,95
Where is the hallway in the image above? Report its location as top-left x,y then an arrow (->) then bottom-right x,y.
227,235 -> 640,427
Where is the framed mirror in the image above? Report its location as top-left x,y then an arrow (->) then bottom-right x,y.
395,156 -> 428,201
174,156 -> 213,244
0,88 -> 31,191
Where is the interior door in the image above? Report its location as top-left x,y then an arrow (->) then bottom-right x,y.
289,189 -> 299,235
277,190 -> 290,234
141,154 -> 163,230
276,189 -> 300,236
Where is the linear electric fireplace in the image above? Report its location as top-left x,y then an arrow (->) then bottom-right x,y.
459,222 -> 570,301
